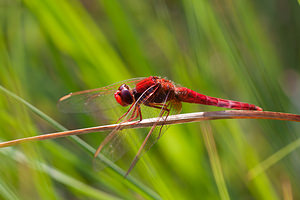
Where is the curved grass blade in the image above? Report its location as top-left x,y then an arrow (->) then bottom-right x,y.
0,85 -> 162,200
248,137 -> 300,180
0,146 -> 120,200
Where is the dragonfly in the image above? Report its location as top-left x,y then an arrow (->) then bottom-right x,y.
58,76 -> 263,176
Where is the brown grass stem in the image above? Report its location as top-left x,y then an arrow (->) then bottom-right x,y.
1,110 -> 299,148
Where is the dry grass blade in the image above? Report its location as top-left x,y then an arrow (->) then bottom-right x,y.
0,110 -> 299,148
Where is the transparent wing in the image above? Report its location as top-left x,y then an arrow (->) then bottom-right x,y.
124,100 -> 182,176
94,129 -> 132,170
93,96 -> 145,170
57,77 -> 145,113
142,100 -> 182,152
93,84 -> 163,170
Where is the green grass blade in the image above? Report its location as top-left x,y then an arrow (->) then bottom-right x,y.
0,178 -> 20,200
0,85 -> 161,200
202,124 -> 230,200
0,147 -> 120,200
248,137 -> 300,180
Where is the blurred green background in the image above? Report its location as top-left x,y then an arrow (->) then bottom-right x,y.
0,0 -> 299,199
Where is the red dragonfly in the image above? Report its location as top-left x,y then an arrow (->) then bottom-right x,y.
59,76 -> 262,176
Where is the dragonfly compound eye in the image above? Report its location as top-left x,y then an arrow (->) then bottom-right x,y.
114,84 -> 134,106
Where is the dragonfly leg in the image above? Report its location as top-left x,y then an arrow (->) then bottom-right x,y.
138,106 -> 142,121
144,102 -> 170,113
94,105 -> 142,159
95,86 -> 157,161
158,106 -> 171,138
125,121 -> 158,177
146,102 -> 171,138
117,84 -> 158,123
116,103 -> 136,123
124,84 -> 160,124
126,105 -> 142,123
125,104 -> 167,177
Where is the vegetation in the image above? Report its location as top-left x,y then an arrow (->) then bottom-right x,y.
0,0 -> 299,199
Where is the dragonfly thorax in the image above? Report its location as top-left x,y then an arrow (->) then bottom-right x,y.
114,84 -> 134,107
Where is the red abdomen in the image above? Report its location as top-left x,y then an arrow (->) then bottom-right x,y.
175,87 -> 262,111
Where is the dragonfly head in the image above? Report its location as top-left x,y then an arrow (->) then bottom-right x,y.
114,84 -> 134,106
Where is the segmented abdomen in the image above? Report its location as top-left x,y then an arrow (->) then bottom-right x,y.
175,87 -> 262,111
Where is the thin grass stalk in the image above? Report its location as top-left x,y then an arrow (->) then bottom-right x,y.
202,124 -> 230,200
0,110 -> 299,148
0,85 -> 162,200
